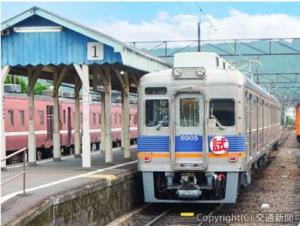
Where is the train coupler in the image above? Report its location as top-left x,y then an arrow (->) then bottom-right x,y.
176,173 -> 202,199
176,187 -> 202,199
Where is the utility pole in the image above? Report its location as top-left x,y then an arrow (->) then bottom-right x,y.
256,56 -> 259,84
197,21 -> 201,52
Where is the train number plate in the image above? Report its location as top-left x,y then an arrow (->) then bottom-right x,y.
180,135 -> 199,141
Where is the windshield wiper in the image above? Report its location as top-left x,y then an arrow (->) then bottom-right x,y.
210,114 -> 225,130
156,115 -> 168,130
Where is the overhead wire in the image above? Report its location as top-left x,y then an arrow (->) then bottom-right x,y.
180,2 -> 261,72
180,2 -> 290,98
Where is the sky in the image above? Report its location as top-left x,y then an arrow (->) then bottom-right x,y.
1,2 -> 300,42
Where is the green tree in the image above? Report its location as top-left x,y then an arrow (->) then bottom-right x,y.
285,115 -> 295,126
4,75 -> 50,95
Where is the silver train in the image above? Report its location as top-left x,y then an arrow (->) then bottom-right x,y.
137,52 -> 281,203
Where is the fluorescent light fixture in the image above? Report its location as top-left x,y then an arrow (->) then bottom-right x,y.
130,82 -> 137,88
13,26 -> 62,33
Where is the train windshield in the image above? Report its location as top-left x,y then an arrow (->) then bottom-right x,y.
145,99 -> 169,127
209,99 -> 235,126
180,98 -> 199,127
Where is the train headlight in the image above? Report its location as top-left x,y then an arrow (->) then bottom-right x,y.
144,156 -> 152,162
228,156 -> 237,162
196,67 -> 206,78
172,68 -> 182,78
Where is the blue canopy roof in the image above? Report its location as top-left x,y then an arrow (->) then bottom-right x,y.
1,7 -> 171,72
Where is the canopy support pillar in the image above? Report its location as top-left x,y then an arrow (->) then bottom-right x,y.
1,66 -> 10,169
74,76 -> 81,158
74,64 -> 91,168
115,69 -> 130,159
52,67 -> 67,161
28,67 -> 41,166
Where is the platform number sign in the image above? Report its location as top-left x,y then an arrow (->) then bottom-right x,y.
87,42 -> 104,61
210,136 -> 229,155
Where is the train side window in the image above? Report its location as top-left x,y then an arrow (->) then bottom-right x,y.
19,110 -> 25,126
216,57 -> 219,67
256,97 -> 260,129
265,104 -> 268,127
38,111 -> 44,125
98,113 -> 101,125
145,99 -> 169,127
8,110 -> 14,126
261,100 -> 264,128
209,99 -> 235,126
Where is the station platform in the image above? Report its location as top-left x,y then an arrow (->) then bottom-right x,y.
1,147 -> 139,226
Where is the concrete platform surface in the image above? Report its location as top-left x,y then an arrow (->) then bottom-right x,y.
1,148 -> 138,225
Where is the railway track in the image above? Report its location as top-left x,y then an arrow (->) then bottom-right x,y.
277,129 -> 291,146
112,130 -> 299,226
116,203 -> 219,226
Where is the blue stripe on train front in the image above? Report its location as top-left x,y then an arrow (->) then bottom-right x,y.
137,136 -> 169,152
175,135 -> 203,152
137,135 -> 246,152
208,135 -> 246,152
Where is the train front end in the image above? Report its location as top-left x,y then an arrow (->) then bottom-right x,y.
137,52 -> 246,203
296,104 -> 300,143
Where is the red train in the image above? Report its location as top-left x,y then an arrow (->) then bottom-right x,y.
4,92 -> 138,163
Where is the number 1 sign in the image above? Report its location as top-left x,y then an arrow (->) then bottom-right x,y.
87,42 -> 104,61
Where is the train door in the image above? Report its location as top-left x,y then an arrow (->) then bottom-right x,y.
245,93 -> 251,161
173,92 -> 205,170
248,94 -> 252,159
46,105 -> 54,140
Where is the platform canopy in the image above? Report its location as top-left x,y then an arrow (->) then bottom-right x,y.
1,7 -> 172,168
1,6 -> 172,91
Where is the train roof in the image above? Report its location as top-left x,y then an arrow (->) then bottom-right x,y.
140,52 -> 280,105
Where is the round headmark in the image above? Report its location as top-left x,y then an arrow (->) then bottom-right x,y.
209,136 -> 229,155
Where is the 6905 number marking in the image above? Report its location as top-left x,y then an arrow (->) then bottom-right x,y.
180,135 -> 199,141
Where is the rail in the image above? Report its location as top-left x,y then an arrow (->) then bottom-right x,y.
1,147 -> 27,194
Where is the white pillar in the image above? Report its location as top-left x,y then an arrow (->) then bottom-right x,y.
28,69 -> 39,166
52,67 -> 67,160
74,64 -> 91,168
121,87 -> 130,158
115,70 -> 130,159
103,67 -> 113,163
74,77 -> 81,158
100,93 -> 105,154
53,72 -> 61,161
1,66 -> 10,169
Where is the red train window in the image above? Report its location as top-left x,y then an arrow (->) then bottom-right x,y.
19,110 -> 25,126
8,110 -> 14,126
63,110 -> 66,124
93,113 -> 96,125
98,113 -> 101,125
38,111 -> 44,125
